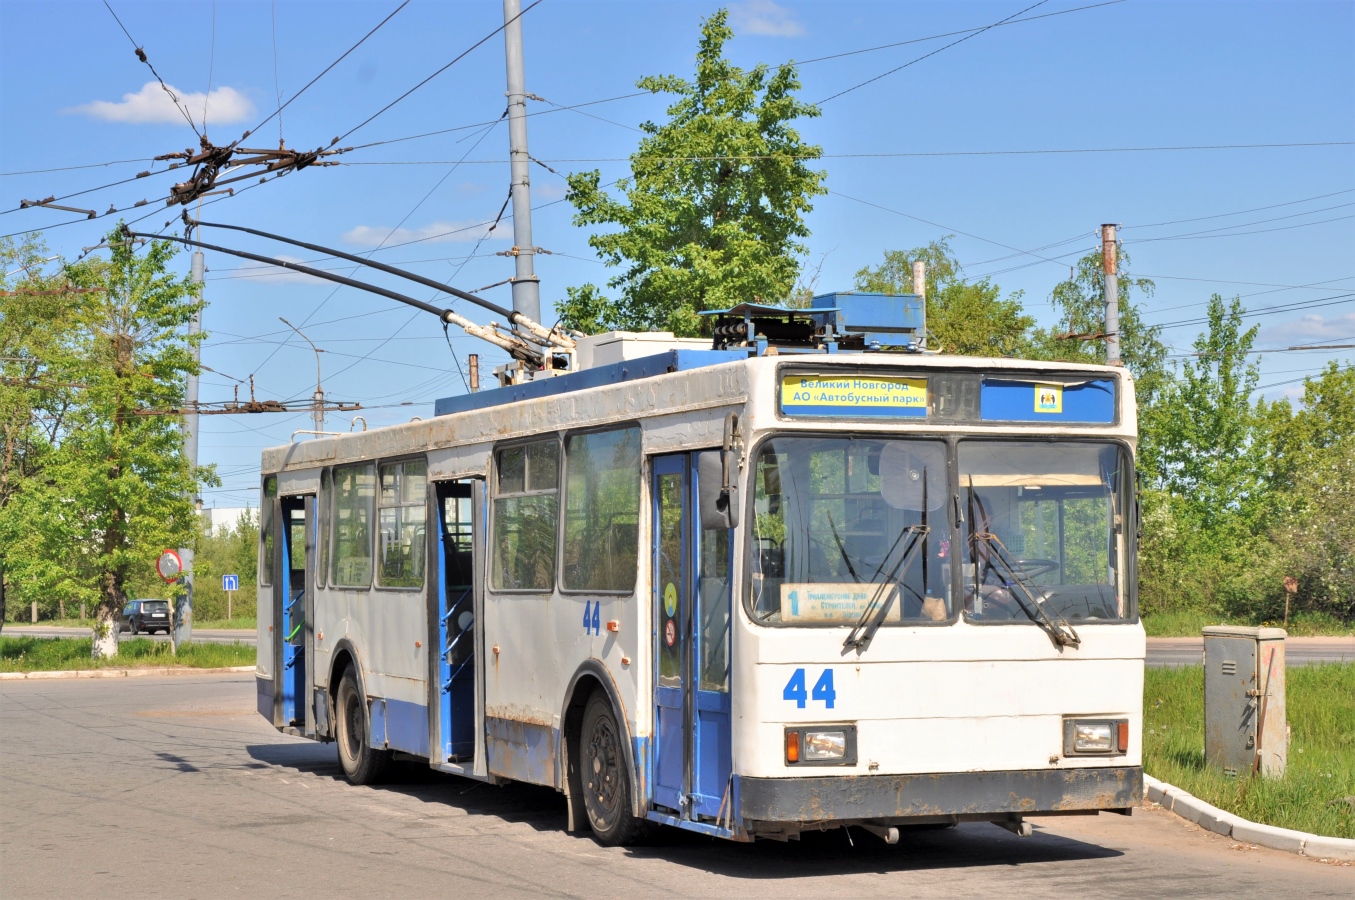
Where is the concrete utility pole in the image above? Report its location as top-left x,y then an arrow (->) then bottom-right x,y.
173,249 -> 204,649
280,317 -> 324,434
1102,224 -> 1121,366
502,0 -> 541,329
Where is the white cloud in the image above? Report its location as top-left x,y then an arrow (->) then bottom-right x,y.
731,0 -> 806,37
1257,311 -> 1355,345
533,181 -> 567,201
65,82 -> 254,125
341,221 -> 510,247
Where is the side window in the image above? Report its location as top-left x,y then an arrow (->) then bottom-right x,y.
259,475 -> 277,587
562,427 -> 640,592
317,469 -> 329,588
378,459 -> 427,588
491,440 -> 559,591
331,463 -> 376,587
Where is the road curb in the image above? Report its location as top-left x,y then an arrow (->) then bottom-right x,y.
1144,774 -> 1355,861
0,665 -> 257,681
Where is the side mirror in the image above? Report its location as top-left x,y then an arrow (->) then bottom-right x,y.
698,413 -> 741,530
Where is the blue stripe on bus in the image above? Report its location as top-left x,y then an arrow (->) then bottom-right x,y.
980,378 -> 1116,423
368,697 -> 429,756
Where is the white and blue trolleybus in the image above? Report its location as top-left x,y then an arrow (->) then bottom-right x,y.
255,298 -> 1144,845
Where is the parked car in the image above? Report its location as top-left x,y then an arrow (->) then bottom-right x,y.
119,600 -> 172,635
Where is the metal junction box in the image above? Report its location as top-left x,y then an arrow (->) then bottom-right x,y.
811,291 -> 926,349
1202,626 -> 1287,778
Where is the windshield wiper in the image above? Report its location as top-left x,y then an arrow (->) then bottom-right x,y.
843,525 -> 929,652
971,531 -> 1081,648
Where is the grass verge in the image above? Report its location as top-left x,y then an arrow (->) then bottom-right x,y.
0,636 -> 254,673
12,617 -> 257,630
1142,609 -> 1354,637
1144,662 -> 1355,839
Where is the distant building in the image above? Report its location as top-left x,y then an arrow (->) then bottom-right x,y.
199,506 -> 255,534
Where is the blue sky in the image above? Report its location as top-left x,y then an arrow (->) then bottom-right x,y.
2,0 -> 1352,508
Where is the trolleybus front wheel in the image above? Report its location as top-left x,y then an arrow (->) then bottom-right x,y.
580,693 -> 643,846
335,666 -> 391,786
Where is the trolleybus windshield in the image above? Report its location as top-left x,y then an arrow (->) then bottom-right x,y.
749,436 -> 1133,627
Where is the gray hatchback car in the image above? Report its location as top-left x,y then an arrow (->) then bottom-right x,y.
119,599 -> 172,635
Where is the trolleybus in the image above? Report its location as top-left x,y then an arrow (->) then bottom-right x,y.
256,311 -> 1144,845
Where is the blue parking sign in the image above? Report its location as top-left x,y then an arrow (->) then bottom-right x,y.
223,574 -> 239,592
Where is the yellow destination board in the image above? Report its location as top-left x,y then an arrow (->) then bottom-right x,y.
780,374 -> 927,418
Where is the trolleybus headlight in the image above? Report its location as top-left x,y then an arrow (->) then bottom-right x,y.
803,730 -> 847,760
784,725 -> 857,765
1062,718 -> 1128,755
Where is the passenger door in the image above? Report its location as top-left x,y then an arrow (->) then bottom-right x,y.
651,454 -> 733,821
430,478 -> 485,771
274,495 -> 315,731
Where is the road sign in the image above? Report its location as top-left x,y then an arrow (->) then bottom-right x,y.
156,549 -> 183,583
223,574 -> 239,592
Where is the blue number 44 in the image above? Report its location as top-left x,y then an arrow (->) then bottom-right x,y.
583,601 -> 602,635
783,668 -> 836,709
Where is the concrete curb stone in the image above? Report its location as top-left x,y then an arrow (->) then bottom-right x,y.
1147,772 -> 1355,861
1301,835 -> 1355,862
0,665 -> 256,681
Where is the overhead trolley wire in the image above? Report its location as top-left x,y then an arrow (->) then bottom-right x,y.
816,0 -> 1053,104
331,0 -> 545,145
242,0 -> 410,143
101,0 -> 202,138
1122,188 -> 1355,230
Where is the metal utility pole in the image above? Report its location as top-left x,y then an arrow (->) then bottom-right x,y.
280,317 -> 325,434
502,0 -> 541,329
173,249 -> 204,649
1102,224 -> 1121,366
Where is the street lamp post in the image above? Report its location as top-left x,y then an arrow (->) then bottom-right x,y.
280,317 -> 325,434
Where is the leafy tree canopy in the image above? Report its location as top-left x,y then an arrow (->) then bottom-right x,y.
560,9 -> 826,336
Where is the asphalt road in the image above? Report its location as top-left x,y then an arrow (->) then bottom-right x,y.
1,674 -> 1350,899
6,627 -> 1353,667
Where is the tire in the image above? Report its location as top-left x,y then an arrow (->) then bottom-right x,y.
334,666 -> 391,785
579,693 -> 644,846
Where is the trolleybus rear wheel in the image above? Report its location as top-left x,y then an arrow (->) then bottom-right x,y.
335,666 -> 391,785
580,693 -> 643,846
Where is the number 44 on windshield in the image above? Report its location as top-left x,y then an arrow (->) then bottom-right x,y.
783,668 -> 836,709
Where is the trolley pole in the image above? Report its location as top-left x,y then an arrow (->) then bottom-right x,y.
502,0 -> 541,329
173,249 -> 204,649
1102,224 -> 1121,366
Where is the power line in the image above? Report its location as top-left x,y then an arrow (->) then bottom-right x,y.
1149,292 -> 1355,330
816,0 -> 1053,105
1122,188 -> 1355,230
337,142 -> 1355,166
1126,213 -> 1355,244
243,0 -> 410,143
101,0 -> 202,138
830,189 -> 1074,270
794,0 -> 1127,67
0,158 -> 157,178
332,0 -> 544,145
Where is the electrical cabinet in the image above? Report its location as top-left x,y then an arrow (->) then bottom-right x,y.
1202,626 -> 1287,778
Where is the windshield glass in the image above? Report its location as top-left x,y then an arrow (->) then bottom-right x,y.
960,441 -> 1130,623
749,437 -> 950,626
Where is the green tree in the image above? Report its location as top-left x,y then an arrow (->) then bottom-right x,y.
2,228 -> 211,657
1033,244 -> 1166,399
561,9 -> 827,335
0,234 -> 87,629
1152,295 -> 1265,530
853,237 -> 1034,356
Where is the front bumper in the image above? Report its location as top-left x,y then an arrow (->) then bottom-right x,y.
738,766 -> 1141,825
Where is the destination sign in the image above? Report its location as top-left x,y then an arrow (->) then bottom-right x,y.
781,583 -> 902,624
780,374 -> 927,418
